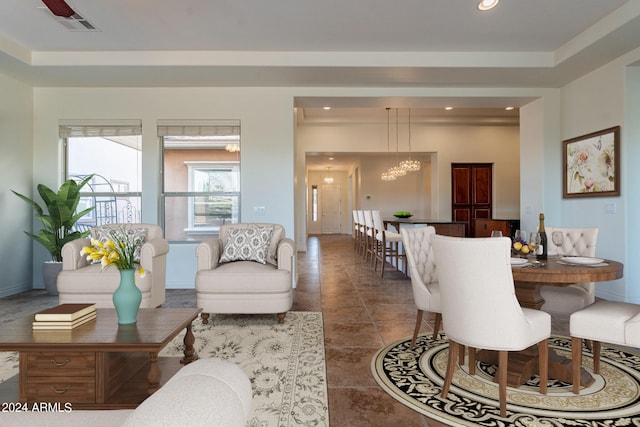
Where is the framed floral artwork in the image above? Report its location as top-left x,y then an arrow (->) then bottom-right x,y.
563,126 -> 620,198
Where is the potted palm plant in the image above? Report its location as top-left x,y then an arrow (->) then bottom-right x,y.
12,175 -> 95,295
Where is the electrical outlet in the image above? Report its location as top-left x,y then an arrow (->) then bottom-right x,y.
254,206 -> 266,216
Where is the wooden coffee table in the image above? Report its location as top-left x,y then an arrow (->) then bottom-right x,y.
0,308 -> 200,409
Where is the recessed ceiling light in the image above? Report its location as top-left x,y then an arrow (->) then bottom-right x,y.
329,157 -> 334,160
478,0 -> 499,11
445,107 -> 454,111
505,106 -> 515,110
323,106 -> 331,110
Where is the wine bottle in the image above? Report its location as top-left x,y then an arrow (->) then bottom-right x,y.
537,213 -> 548,260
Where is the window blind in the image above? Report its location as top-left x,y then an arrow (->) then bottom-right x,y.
59,120 -> 142,138
157,119 -> 240,137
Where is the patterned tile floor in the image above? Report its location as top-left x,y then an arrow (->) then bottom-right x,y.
1,234 -> 573,426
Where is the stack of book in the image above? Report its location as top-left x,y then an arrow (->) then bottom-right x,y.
32,303 -> 97,330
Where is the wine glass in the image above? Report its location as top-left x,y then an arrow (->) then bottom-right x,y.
491,230 -> 503,238
552,231 -> 564,257
528,232 -> 541,257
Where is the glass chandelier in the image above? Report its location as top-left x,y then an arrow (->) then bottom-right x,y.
399,109 -> 421,172
323,167 -> 334,184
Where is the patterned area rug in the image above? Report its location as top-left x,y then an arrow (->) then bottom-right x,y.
371,334 -> 640,426
0,311 -> 328,427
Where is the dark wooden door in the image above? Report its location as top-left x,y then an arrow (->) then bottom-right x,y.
451,163 -> 492,237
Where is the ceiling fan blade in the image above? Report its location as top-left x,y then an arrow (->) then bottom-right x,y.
41,0 -> 76,18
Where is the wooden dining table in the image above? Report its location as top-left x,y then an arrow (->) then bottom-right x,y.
479,256 -> 624,388
511,257 -> 623,310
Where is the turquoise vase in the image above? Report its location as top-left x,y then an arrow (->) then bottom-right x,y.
112,269 -> 142,324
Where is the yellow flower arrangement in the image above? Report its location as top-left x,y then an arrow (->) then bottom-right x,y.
81,227 -> 146,277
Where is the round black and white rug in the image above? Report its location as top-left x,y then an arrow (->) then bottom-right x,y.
371,334 -> 640,426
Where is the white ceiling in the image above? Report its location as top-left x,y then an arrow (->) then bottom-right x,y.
0,0 -> 638,91
2,0 -> 640,171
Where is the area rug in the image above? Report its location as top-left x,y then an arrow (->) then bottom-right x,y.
0,311 -> 328,427
371,333 -> 640,426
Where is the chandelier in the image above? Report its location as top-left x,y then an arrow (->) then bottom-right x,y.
323,167 -> 334,184
399,109 -> 421,172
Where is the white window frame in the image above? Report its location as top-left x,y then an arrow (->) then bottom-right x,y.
185,161 -> 240,232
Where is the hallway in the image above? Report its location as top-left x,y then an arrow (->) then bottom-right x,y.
294,234 -> 445,426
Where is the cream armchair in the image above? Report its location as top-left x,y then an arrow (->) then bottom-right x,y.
57,223 -> 169,308
195,223 -> 294,324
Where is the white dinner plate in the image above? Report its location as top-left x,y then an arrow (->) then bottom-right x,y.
560,256 -> 604,265
510,258 -> 529,266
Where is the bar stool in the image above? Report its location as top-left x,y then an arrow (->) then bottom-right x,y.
363,210 -> 375,263
372,210 -> 406,277
356,210 -> 366,257
352,210 -> 361,252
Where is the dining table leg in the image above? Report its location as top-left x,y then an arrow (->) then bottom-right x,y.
514,280 -> 545,310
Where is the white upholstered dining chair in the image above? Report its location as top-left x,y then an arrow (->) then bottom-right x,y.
542,226 -> 599,315
570,300 -> 640,394
432,235 -> 551,418
400,226 -> 441,348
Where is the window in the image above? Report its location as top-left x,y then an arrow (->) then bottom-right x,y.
62,121 -> 142,230
186,162 -> 239,230
160,120 -> 241,242
312,185 -> 318,221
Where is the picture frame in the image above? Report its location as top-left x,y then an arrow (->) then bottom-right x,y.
563,126 -> 620,198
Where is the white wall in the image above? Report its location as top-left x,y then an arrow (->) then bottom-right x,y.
625,66 -> 640,303
14,65 -> 638,301
557,47 -> 640,302
297,120 -> 521,224
32,87 -> 295,288
0,73 -> 33,297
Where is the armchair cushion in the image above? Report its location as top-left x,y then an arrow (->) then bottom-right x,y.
220,225 -> 273,264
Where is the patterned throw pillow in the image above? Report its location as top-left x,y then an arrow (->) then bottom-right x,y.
220,225 -> 274,264
93,226 -> 147,262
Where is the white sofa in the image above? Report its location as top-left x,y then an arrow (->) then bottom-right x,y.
2,358 -> 252,427
195,223 -> 294,324
57,224 -> 169,308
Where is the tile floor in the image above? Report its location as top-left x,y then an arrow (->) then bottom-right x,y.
1,234 -> 574,426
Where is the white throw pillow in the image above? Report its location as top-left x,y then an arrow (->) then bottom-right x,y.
220,225 -> 274,264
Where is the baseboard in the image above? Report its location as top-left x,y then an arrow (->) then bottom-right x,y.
165,280 -> 194,289
0,283 -> 35,298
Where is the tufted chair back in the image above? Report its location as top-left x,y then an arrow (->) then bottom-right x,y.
540,226 -> 599,315
400,225 -> 441,347
545,227 -> 598,257
400,226 -> 439,312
